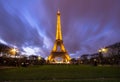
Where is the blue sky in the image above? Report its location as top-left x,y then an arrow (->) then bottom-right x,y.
0,0 -> 120,58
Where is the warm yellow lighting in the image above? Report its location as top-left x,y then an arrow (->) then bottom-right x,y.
98,49 -> 102,52
47,10 -> 71,63
98,48 -> 108,53
10,48 -> 18,55
94,59 -> 96,61
101,48 -> 107,52
56,10 -> 62,40
38,56 -> 41,60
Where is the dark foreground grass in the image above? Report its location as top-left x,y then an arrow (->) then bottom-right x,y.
0,65 -> 120,82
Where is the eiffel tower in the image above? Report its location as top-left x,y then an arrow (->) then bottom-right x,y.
47,10 -> 71,63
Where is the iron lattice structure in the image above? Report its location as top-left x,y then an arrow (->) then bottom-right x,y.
47,11 -> 71,63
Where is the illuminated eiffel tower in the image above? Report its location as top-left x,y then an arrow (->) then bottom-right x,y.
47,10 -> 71,63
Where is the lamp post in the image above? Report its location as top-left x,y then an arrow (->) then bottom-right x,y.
98,48 -> 103,65
98,48 -> 108,55
10,48 -> 18,56
98,48 -> 108,65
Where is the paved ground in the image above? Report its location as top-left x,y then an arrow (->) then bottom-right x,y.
0,66 -> 16,69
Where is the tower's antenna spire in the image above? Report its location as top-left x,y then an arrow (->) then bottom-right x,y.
57,8 -> 60,14
56,9 -> 62,40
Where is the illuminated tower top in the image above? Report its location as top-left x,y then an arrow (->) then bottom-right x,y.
47,10 -> 71,63
56,10 -> 62,40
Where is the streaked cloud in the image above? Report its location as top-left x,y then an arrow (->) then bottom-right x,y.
0,0 -> 120,58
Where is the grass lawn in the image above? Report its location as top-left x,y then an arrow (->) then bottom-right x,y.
0,65 -> 120,82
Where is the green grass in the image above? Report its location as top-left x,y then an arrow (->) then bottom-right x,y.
0,65 -> 120,82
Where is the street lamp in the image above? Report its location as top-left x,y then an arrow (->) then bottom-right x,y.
98,49 -> 102,53
98,48 -> 108,65
98,48 -> 108,53
101,48 -> 108,53
38,56 -> 41,60
10,48 -> 18,55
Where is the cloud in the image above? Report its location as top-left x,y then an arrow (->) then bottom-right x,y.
0,0 -> 120,58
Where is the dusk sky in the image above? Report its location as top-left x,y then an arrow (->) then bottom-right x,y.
0,0 -> 120,58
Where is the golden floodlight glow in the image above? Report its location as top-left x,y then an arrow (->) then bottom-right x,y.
10,48 -> 18,55
38,56 -> 41,60
98,48 -> 108,53
101,48 -> 108,53
47,10 -> 71,63
56,10 -> 62,40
